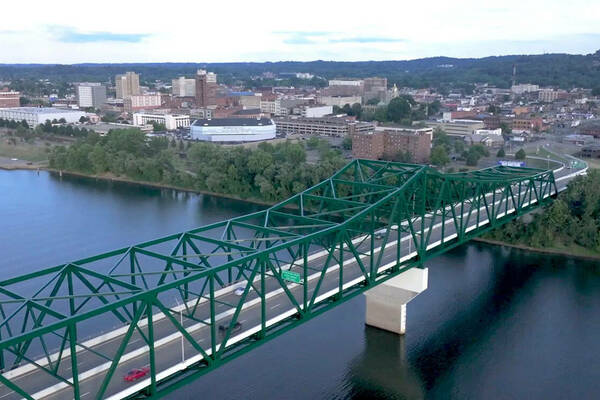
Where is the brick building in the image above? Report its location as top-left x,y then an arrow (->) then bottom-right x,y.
0,89 -> 20,108
352,127 -> 432,163
512,117 -> 543,132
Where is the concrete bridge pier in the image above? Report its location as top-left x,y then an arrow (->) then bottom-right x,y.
364,268 -> 428,335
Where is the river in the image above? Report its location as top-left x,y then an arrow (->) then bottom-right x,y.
1,170 -> 599,399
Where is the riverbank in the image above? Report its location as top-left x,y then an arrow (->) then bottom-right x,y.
3,165 -> 598,262
43,167 -> 276,207
0,156 -> 47,170
473,237 -> 600,261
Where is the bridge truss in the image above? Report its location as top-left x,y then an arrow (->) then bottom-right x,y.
0,160 -> 557,399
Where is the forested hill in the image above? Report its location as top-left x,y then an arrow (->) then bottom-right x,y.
1,50 -> 599,89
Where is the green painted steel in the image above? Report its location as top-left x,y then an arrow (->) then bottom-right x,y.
0,159 -> 557,399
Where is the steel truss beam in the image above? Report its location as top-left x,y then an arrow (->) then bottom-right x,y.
0,160 -> 557,399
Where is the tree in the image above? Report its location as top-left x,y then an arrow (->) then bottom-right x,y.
342,136 -> 352,150
387,97 -> 412,123
466,151 -> 480,166
430,145 -> 449,167
58,118 -> 67,124
496,147 -> 506,157
515,148 -> 527,160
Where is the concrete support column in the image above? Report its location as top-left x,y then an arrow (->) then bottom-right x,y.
364,268 -> 428,335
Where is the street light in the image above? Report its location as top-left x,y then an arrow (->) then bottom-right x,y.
174,298 -> 185,363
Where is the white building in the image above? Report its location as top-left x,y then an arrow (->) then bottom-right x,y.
261,99 -> 287,116
474,128 -> 502,136
328,79 -> 363,87
133,113 -> 190,130
511,84 -> 539,94
172,77 -> 196,97
76,83 -> 107,108
301,105 -> 333,118
190,118 -> 276,142
0,107 -> 86,127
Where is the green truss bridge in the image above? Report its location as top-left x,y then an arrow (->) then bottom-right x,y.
0,159 -> 582,400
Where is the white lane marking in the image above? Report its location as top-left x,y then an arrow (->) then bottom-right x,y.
81,392 -> 90,397
269,304 -> 281,310
0,391 -> 15,399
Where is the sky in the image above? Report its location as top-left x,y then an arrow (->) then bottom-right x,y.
1,0 -> 599,64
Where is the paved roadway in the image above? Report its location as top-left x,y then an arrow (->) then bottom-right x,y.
0,164 -> 583,400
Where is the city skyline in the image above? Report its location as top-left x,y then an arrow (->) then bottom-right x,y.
1,0 -> 599,63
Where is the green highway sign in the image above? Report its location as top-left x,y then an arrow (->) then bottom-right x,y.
282,270 -> 302,284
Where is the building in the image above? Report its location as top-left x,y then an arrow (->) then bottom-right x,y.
352,127 -> 433,163
474,128 -> 502,136
301,105 -> 333,118
195,69 -> 217,107
275,117 -> 375,137
363,77 -> 388,102
124,95 -> 162,112
442,111 -> 476,121
581,145 -> 600,158
260,99 -> 282,116
0,89 -> 20,108
562,134 -> 594,146
464,134 -> 504,148
511,84 -> 539,94
172,77 -> 196,97
132,113 -> 190,130
0,107 -> 85,126
317,95 -> 362,108
76,83 -> 107,108
580,122 -> 600,138
512,117 -> 543,132
190,118 -> 276,142
425,119 -> 485,137
538,89 -> 559,103
115,72 -> 140,99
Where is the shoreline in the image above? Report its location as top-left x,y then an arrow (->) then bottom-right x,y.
3,165 -> 599,262
42,167 -> 276,207
472,237 -> 600,261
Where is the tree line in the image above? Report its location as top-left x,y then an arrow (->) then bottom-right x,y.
486,170 -> 600,254
48,129 -> 347,203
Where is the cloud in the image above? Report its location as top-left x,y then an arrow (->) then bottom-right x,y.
329,37 -> 406,44
275,30 -> 335,45
47,26 -> 149,43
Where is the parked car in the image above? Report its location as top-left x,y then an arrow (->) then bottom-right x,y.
123,367 -> 150,382
234,287 -> 245,296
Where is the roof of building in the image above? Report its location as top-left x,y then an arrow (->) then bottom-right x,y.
192,118 -> 273,127
233,108 -> 261,116
0,107 -> 83,114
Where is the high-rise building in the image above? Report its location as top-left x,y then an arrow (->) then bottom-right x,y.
195,69 -> 217,107
123,94 -> 162,112
76,83 -> 107,108
115,72 -> 140,99
172,77 -> 196,97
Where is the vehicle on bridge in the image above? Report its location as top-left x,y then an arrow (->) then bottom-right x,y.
123,367 -> 150,382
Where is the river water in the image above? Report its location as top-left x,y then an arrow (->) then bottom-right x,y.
1,170 -> 599,400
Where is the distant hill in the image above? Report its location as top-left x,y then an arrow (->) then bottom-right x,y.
1,51 -> 599,90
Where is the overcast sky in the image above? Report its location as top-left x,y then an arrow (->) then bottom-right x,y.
1,0 -> 599,63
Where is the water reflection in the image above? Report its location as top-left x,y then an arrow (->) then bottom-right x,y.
340,328 -> 424,400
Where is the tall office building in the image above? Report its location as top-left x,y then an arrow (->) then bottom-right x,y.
115,72 -> 140,99
76,83 -> 107,108
195,69 -> 217,107
172,77 -> 196,97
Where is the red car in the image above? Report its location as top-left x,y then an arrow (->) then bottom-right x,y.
123,367 -> 150,382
